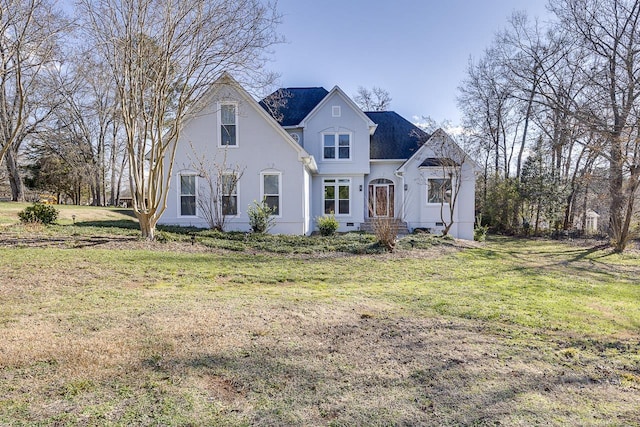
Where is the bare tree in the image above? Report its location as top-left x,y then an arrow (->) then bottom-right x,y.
188,146 -> 244,231
354,86 -> 392,111
78,0 -> 280,239
552,0 -> 640,251
425,130 -> 473,237
458,49 -> 523,231
35,52 -> 120,206
0,0 -> 68,201
259,88 -> 292,124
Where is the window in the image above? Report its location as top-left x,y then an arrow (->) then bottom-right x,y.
332,106 -> 341,117
324,178 -> 350,215
180,175 -> 197,216
323,133 -> 350,160
428,178 -> 452,204
221,174 -> 238,216
262,173 -> 280,215
220,103 -> 237,146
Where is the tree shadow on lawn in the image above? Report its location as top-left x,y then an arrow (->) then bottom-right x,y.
111,209 -> 137,218
72,219 -> 205,238
470,240 -> 638,284
137,313 -> 640,426
0,234 -> 139,249
72,219 -> 140,230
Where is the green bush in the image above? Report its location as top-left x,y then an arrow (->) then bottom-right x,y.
474,224 -> 488,242
18,203 -> 59,225
247,199 -> 276,233
316,214 -> 339,236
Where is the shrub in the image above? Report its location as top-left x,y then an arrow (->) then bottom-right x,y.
155,231 -> 172,243
317,214 -> 339,236
370,217 -> 400,252
474,224 -> 488,242
18,202 -> 59,225
248,199 -> 276,233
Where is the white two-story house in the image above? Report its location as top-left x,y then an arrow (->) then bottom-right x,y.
160,73 -> 476,239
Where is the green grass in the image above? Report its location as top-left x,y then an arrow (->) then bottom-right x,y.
0,201 -> 138,226
0,203 -> 639,425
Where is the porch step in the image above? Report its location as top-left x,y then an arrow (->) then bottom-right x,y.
360,219 -> 410,236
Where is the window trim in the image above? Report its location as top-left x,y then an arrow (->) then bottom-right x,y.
322,132 -> 352,161
221,172 -> 240,217
323,178 -> 351,216
218,102 -> 238,148
260,171 -> 282,217
179,173 -> 198,217
332,106 -> 341,117
426,178 -> 452,205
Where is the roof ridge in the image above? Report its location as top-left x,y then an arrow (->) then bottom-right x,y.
279,87 -> 328,90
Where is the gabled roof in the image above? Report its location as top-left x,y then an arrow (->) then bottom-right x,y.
365,111 -> 430,160
397,128 -> 478,173
259,87 -> 329,127
259,85 -> 435,161
301,86 -> 377,133
190,73 -> 317,172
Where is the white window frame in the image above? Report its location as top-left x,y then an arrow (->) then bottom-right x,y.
218,102 -> 238,147
260,171 -> 282,217
221,173 -> 239,217
179,174 -> 198,217
322,132 -> 352,161
332,105 -> 341,117
323,178 -> 351,216
427,178 -> 452,205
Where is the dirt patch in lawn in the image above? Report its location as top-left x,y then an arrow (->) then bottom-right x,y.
1,300 -> 638,425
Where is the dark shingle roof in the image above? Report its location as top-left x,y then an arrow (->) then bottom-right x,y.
365,111 -> 430,160
420,157 -> 460,167
260,87 -> 329,127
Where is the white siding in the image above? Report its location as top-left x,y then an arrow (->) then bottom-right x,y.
161,83 -> 309,235
401,134 -> 476,240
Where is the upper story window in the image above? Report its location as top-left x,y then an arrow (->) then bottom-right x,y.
220,103 -> 237,146
427,178 -> 452,204
180,174 -> 197,216
323,133 -> 351,160
261,172 -> 281,216
332,106 -> 341,117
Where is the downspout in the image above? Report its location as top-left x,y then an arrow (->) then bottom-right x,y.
394,170 -> 405,222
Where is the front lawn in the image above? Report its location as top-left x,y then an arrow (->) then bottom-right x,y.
0,204 -> 638,425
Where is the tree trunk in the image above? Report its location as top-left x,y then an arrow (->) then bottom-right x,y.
115,155 -> 127,206
615,165 -> 640,252
92,169 -> 102,206
136,212 -> 156,240
563,190 -> 575,230
110,141 -> 117,206
5,149 -> 25,202
609,134 -> 625,251
534,202 -> 541,236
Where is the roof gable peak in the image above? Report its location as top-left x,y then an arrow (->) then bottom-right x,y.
300,85 -> 377,132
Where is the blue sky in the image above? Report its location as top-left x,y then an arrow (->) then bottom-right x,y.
270,0 -> 550,125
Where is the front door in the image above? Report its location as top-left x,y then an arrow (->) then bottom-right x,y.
368,181 -> 394,218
